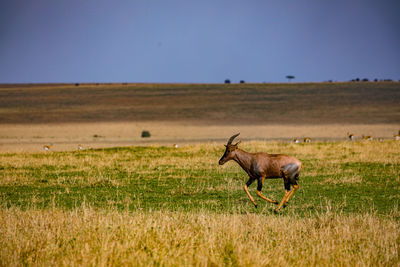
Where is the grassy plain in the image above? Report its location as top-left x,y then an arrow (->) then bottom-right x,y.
1,82 -> 400,266
1,82 -> 399,151
1,82 -> 399,125
0,141 -> 399,266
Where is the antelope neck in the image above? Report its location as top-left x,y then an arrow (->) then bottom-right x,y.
233,149 -> 253,171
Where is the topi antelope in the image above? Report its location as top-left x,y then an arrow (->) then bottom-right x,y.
219,133 -> 303,212
43,144 -> 52,151
347,133 -> 355,141
362,135 -> 373,141
303,137 -> 311,143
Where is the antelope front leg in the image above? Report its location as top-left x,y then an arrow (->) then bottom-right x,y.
256,191 -> 278,204
243,185 -> 258,208
243,177 -> 257,208
256,177 -> 278,204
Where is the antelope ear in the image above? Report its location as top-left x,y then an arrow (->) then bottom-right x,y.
233,141 -> 241,146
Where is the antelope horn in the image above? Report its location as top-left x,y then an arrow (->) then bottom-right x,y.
226,133 -> 240,146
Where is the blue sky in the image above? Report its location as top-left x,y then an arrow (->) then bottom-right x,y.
1,0 -> 399,83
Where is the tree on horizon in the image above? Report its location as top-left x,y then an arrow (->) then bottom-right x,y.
286,75 -> 295,82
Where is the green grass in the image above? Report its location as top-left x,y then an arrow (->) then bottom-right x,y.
1,141 -> 399,216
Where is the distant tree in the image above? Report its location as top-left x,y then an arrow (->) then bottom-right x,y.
224,79 -> 231,84
239,80 -> 245,84
362,78 -> 369,82
286,75 -> 295,82
75,83 -> 80,86
355,78 -> 360,82
374,79 -> 378,82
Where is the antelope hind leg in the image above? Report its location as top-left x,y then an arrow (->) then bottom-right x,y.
277,164 -> 300,210
284,184 -> 299,205
275,190 -> 290,212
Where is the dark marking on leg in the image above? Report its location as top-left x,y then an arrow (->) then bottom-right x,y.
257,177 -> 263,191
284,181 -> 291,191
256,177 -> 278,204
246,177 -> 255,187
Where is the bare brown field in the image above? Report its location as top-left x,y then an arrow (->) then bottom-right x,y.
1,82 -> 399,124
0,122 -> 398,152
0,82 -> 399,151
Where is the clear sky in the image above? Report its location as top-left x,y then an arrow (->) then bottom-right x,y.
1,0 -> 399,83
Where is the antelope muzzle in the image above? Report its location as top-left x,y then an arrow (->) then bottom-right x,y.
219,146 -> 231,165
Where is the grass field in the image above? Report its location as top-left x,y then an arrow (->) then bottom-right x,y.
1,82 -> 399,266
0,82 -> 399,151
1,141 -> 399,214
1,140 -> 399,266
1,82 -> 399,125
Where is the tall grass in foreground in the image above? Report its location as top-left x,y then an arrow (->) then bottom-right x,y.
1,207 -> 399,266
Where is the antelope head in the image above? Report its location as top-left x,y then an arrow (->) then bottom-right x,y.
219,133 -> 241,165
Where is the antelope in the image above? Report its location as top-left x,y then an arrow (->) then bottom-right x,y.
43,145 -> 52,151
303,137 -> 311,143
347,133 -> 355,141
362,135 -> 373,141
293,138 -> 300,143
78,144 -> 84,151
394,134 -> 400,141
219,133 -> 303,212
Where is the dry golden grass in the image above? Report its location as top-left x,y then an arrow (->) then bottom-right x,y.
0,207 -> 399,266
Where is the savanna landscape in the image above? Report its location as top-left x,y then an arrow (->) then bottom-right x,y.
0,82 -> 399,266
